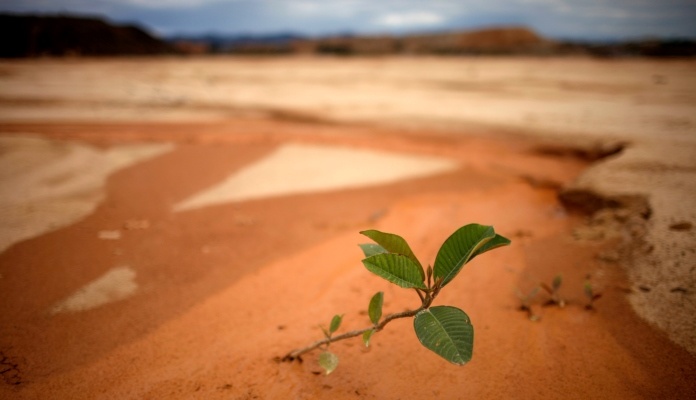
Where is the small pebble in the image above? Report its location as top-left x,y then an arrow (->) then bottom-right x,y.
98,230 -> 121,240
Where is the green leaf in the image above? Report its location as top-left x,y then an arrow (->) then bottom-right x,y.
359,243 -> 388,258
584,281 -> 594,299
433,224 -> 497,287
362,329 -> 374,347
413,306 -> 474,365
552,275 -> 563,291
368,292 -> 384,325
360,229 -> 425,280
470,234 -> 511,260
318,351 -> 339,375
362,253 -> 427,289
329,314 -> 343,334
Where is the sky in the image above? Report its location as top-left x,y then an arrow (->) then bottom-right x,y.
1,0 -> 695,40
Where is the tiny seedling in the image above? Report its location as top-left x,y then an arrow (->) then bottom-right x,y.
516,286 -> 541,321
281,223 -> 510,374
583,281 -> 602,310
541,274 -> 565,308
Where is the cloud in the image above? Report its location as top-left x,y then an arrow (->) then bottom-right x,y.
113,0 -> 229,9
280,0 -> 362,18
0,0 -> 694,38
376,11 -> 446,27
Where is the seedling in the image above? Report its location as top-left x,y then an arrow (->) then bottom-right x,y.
583,281 -> 602,310
516,286 -> 541,321
541,274 -> 565,308
281,224 -> 510,374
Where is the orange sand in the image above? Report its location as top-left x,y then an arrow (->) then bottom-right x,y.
1,120 -> 694,399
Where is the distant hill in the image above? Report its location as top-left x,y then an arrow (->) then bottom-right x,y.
556,39 -> 696,58
168,33 -> 304,54
170,27 -> 696,58
294,26 -> 553,55
401,26 -> 551,54
169,27 -> 553,55
0,14 -> 173,57
173,26 -> 695,58
2,13 -> 694,58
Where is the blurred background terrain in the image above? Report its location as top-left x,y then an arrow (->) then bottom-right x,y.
2,13 -> 695,58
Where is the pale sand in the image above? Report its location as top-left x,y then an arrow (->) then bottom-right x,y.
0,135 -> 173,252
51,266 -> 137,314
561,138 -> 696,352
1,57 -> 694,141
174,142 -> 457,211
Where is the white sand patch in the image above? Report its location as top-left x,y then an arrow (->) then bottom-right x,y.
174,143 -> 458,211
0,136 -> 173,253
51,266 -> 137,314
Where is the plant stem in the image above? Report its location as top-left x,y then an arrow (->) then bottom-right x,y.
415,288 -> 425,303
282,307 -> 424,362
282,281 -> 442,362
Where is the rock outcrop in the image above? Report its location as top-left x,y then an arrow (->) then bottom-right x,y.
0,14 -> 173,57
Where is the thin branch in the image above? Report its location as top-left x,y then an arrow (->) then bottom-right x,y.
282,276 -> 441,362
415,288 -> 425,303
281,307 -> 424,362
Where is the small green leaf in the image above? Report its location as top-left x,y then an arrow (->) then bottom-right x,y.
528,286 -> 540,299
584,281 -> 593,299
362,329 -> 374,347
368,292 -> 384,325
360,229 -> 425,280
433,224 -> 498,287
318,352 -> 339,375
413,306 -> 474,365
552,275 -> 563,291
362,253 -> 427,289
329,314 -> 343,334
359,243 -> 388,258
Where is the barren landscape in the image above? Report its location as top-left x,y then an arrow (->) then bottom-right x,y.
0,56 -> 695,399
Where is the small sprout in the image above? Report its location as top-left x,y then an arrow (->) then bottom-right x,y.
541,274 -> 565,308
584,281 -> 603,310
584,281 -> 593,299
552,275 -> 562,291
516,286 -> 541,321
282,224 -> 511,373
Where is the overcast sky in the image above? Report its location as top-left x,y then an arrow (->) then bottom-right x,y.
1,0 -> 695,40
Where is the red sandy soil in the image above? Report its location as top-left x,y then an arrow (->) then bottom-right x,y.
1,119 -> 695,399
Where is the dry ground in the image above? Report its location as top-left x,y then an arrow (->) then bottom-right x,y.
0,56 -> 695,399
